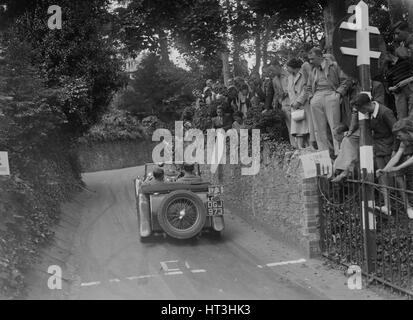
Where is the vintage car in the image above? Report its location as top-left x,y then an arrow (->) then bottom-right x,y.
134,163 -> 225,241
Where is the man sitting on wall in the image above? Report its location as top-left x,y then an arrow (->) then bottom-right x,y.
177,163 -> 202,184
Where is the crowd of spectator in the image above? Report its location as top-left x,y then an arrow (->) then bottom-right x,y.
182,20 -> 413,218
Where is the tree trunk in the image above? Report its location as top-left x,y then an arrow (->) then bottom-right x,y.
232,0 -> 243,77
221,50 -> 230,87
388,0 -> 405,25
262,16 -> 274,67
323,0 -> 346,53
158,29 -> 170,63
254,31 -> 262,73
254,15 -> 263,73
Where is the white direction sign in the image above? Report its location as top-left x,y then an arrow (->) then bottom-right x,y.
339,1 -> 381,66
0,151 -> 10,176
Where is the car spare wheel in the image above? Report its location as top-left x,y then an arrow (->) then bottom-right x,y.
157,190 -> 206,239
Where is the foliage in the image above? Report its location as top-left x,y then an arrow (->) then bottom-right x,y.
2,0 -> 124,136
80,107 -> 146,143
244,106 -> 288,141
115,0 -> 226,58
141,115 -> 169,137
192,103 -> 211,131
122,54 -> 202,120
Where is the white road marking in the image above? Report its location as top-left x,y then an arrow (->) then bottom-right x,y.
165,271 -> 184,276
127,275 -> 155,280
160,260 -> 180,272
109,279 -> 121,283
185,261 -> 191,269
190,269 -> 206,274
258,259 -> 307,269
80,281 -> 101,287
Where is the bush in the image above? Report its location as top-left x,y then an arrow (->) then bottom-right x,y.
80,107 -> 147,143
120,53 -> 202,122
193,102 -> 214,131
244,106 -> 289,142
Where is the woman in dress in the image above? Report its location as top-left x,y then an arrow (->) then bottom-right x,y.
286,58 -> 309,149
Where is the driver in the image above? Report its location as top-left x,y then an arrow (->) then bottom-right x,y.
143,167 -> 165,185
177,163 -> 202,184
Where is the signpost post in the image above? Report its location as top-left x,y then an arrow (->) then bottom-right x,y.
334,0 -> 379,273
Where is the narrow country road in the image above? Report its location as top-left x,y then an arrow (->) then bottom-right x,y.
31,166 -> 384,300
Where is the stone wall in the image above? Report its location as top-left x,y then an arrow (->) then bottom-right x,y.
77,139 -> 155,173
201,143 -> 321,258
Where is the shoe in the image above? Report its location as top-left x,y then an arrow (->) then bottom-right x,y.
375,206 -> 390,216
331,173 -> 347,183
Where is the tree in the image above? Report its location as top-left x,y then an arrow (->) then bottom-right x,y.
387,0 -> 406,25
122,53 -> 201,120
116,0 -> 226,62
8,0 -> 125,136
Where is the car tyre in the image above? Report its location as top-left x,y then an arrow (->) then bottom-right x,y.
157,190 -> 206,240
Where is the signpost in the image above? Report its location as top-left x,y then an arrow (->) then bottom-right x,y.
333,1 -> 378,273
0,151 -> 10,176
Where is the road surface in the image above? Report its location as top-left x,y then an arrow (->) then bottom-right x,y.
29,166 -> 384,300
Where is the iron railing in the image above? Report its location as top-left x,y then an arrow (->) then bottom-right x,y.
318,172 -> 413,297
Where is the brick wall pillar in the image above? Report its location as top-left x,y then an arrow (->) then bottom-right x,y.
302,176 -> 322,258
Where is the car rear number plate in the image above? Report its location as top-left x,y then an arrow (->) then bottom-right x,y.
207,198 -> 224,216
208,186 -> 223,196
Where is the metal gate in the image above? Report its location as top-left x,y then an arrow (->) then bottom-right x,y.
318,171 -> 413,297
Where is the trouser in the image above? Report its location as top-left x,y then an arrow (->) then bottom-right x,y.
394,82 -> 413,120
310,91 -> 341,157
306,102 -> 316,144
334,133 -> 359,172
281,104 -> 297,148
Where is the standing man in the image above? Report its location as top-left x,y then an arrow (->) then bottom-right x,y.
307,47 -> 351,158
385,45 -> 413,119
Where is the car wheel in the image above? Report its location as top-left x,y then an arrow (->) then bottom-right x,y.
157,190 -> 207,240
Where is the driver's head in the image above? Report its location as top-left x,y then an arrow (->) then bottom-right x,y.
183,163 -> 195,174
152,167 -> 164,181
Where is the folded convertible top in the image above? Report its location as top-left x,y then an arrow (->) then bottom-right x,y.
141,182 -> 211,194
